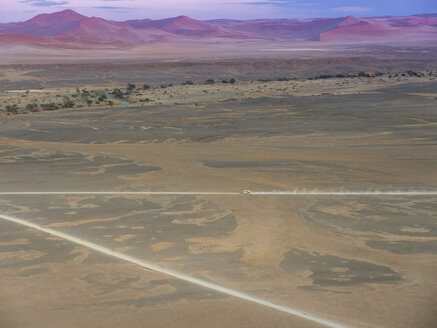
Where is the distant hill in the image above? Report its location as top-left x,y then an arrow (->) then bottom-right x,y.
0,9 -> 436,48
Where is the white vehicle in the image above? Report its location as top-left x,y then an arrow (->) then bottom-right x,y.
241,190 -> 251,195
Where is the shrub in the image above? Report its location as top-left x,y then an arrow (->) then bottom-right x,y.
183,80 -> 194,85
98,95 -> 107,102
143,84 -> 151,90
229,78 -> 236,84
62,98 -> 75,108
206,79 -> 215,84
6,104 -> 18,114
406,70 -> 419,77
26,103 -> 38,111
318,74 -> 334,79
127,83 -> 136,93
41,103 -> 59,111
111,88 -> 124,99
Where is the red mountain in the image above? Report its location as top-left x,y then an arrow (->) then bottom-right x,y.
207,14 -> 437,42
206,17 -> 357,40
56,17 -> 172,44
119,15 -> 236,38
0,9 -> 87,37
317,16 -> 437,41
1,10 -> 437,47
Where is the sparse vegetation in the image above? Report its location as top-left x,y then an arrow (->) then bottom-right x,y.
1,70 -> 433,117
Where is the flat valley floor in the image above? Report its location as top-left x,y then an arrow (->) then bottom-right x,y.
0,81 -> 436,328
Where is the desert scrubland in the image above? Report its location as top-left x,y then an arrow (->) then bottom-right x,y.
0,9 -> 437,328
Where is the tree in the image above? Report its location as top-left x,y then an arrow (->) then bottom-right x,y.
127,83 -> 136,93
229,78 -> 236,84
98,95 -> 107,102
111,88 -> 124,99
143,84 -> 151,90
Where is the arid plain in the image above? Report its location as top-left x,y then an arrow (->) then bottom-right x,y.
0,58 -> 437,328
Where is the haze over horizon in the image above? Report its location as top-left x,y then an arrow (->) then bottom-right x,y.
1,0 -> 436,23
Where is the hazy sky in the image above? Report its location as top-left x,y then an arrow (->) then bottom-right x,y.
1,0 -> 436,22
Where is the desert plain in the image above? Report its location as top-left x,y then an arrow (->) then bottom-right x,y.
0,40 -> 437,328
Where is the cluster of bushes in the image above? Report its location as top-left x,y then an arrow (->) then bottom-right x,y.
221,78 -> 236,84
258,77 -> 298,82
40,103 -> 59,111
5,104 -> 18,114
182,78 -> 237,85
111,88 -> 124,99
26,103 -> 39,112
4,96 -> 79,114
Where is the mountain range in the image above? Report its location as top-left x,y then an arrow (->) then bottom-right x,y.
1,10 -> 436,48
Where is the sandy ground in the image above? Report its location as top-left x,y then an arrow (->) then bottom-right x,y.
0,40 -> 437,64
0,77 -> 436,327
